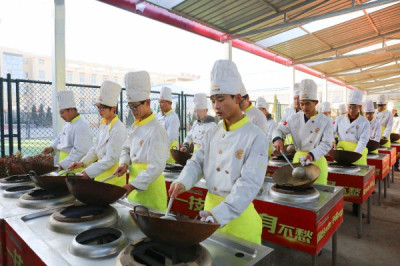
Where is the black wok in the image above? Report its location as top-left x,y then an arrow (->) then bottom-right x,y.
272,163 -> 320,190
329,149 -> 362,165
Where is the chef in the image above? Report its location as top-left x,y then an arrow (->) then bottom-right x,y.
239,85 -> 269,137
157,86 -> 180,163
68,81 -> 126,185
321,102 -> 332,118
256,96 -> 276,155
363,99 -> 381,154
374,94 -> 393,148
42,91 -> 92,172
388,102 -> 400,171
114,71 -> 169,211
338,103 -> 347,116
334,90 -> 370,165
280,82 -> 302,124
180,93 -> 216,152
169,60 -> 268,244
273,79 -> 334,185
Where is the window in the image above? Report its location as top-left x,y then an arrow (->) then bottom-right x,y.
39,70 -> 45,80
66,72 -> 73,82
79,73 -> 85,83
39,59 -> 45,65
91,75 -> 96,84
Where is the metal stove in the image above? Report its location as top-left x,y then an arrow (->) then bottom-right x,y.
18,188 -> 75,209
327,162 -> 360,174
268,185 -> 320,204
268,157 -> 290,167
48,204 -> 119,234
0,174 -> 34,190
5,201 -> 274,265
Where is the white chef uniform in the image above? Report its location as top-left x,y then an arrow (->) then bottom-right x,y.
363,99 -> 381,143
183,117 -> 216,150
374,95 -> 393,147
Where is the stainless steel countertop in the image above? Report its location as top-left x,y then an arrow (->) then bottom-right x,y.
5,200 -> 274,265
328,164 -> 375,177
367,153 -> 389,160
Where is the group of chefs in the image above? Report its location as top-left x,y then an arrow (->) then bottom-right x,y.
40,59 -> 397,245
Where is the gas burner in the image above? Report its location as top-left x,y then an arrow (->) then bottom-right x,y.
2,185 -> 35,198
164,163 -> 184,173
69,227 -> 127,258
116,237 -> 212,266
18,188 -> 75,209
328,163 -> 360,174
0,174 -> 34,189
268,157 -> 289,167
269,184 -> 320,203
48,204 -> 119,234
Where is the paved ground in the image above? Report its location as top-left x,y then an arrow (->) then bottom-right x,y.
262,172 -> 400,266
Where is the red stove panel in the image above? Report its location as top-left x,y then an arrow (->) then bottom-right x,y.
378,148 -> 396,167
367,154 -> 390,180
390,143 -> 400,160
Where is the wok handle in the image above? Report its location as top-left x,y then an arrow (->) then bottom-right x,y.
133,205 -> 151,217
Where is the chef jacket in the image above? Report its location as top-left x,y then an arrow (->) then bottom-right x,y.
280,107 -> 303,124
174,115 -> 268,227
273,112 -> 334,161
80,116 -> 126,178
183,116 -> 216,149
119,113 -> 169,191
266,118 -> 277,147
392,115 -> 400,134
244,105 -> 269,136
157,109 -> 180,146
334,114 -> 370,154
50,115 -> 93,169
374,109 -> 393,138
368,118 -> 381,142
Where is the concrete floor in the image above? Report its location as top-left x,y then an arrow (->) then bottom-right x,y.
262,172 -> 400,266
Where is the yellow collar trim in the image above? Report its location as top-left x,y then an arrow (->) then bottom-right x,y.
101,115 -> 119,131
310,112 -> 318,119
71,114 -> 81,124
134,113 -> 154,126
223,115 -> 249,131
165,109 -> 173,115
378,108 -> 387,113
244,104 -> 254,112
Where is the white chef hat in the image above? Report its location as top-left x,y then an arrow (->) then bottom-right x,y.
239,83 -> 248,97
299,79 -> 318,101
160,87 -> 172,102
363,99 -> 375,113
376,94 -> 386,105
348,89 -> 363,105
125,71 -> 151,103
193,93 -> 208,110
256,97 -> 268,109
293,82 -> 300,96
338,103 -> 347,114
387,101 -> 395,111
321,102 -> 331,112
57,91 -> 76,110
210,60 -> 242,96
97,80 -> 121,107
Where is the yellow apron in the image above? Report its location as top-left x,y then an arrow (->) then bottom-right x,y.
128,163 -> 167,212
194,145 -> 200,152
293,151 -> 328,185
59,152 -> 84,174
284,135 -> 294,145
381,126 -> 391,148
268,145 -> 273,157
93,162 -> 126,186
337,140 -> 368,166
204,193 -> 262,244
167,140 -> 178,164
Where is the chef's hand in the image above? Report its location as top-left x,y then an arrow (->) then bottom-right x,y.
69,162 -> 84,170
199,210 -> 216,223
304,153 -> 313,162
122,184 -> 135,196
80,171 -> 89,179
332,143 -> 337,150
114,164 -> 128,176
273,139 -> 284,154
168,182 -> 185,198
42,147 -> 53,154
180,146 -> 188,152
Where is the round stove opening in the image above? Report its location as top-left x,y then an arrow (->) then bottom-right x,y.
5,185 -> 35,192
61,205 -> 106,219
24,188 -> 69,200
76,227 -> 121,245
2,175 -> 31,183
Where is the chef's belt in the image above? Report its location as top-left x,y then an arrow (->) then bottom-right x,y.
293,151 -> 328,185
128,163 -> 167,212
93,162 -> 126,186
337,140 -> 368,166
204,192 -> 262,245
381,126 -> 391,148
59,152 -> 83,174
167,140 -> 178,164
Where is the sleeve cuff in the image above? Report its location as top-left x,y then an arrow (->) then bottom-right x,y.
272,137 -> 283,143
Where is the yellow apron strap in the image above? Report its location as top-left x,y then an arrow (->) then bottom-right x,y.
284,135 -> 294,145
204,193 -> 262,245
381,126 -> 391,148
293,151 -> 328,185
128,163 -> 167,212
93,162 -> 126,186
167,140 -> 178,164
268,145 -> 273,157
59,152 -> 83,174
193,145 -> 200,152
337,140 -> 368,166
